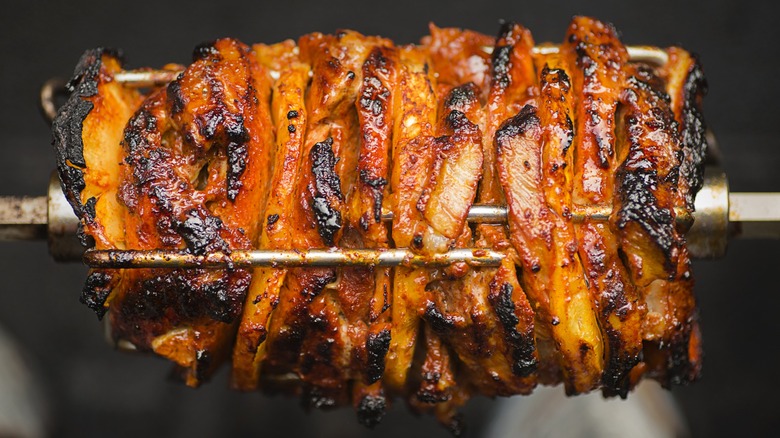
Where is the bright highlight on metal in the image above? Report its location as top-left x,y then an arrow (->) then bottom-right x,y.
83,247 -> 506,269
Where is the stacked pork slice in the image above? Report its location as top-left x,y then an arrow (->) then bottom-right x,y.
53,16 -> 706,432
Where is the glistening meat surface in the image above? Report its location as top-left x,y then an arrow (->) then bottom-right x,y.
54,16 -> 707,433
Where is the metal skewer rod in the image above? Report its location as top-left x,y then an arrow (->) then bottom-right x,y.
0,197 -> 694,240
0,196 -> 48,240
82,248 -> 506,269
728,193 -> 780,239
383,204 -> 693,227
2,187 -> 778,262
78,201 -> 686,269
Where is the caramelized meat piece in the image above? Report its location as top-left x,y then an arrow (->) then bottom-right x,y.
475,22 -> 541,388
496,105 -> 604,394
612,62 -> 686,387
660,47 -> 709,212
232,41 -> 310,390
52,49 -> 145,317
384,45 -> 437,391
344,43 -> 399,425
535,52 -> 573,220
53,49 -> 143,250
426,24 -> 539,396
407,324 -> 468,435
648,47 -> 708,385
561,17 -> 644,394
113,38 -> 275,386
614,64 -> 681,308
416,82 -> 483,425
422,24 -> 494,97
264,31 -> 380,408
416,103 -> 483,253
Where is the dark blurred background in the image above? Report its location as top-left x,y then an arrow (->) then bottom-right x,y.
1,0 -> 778,436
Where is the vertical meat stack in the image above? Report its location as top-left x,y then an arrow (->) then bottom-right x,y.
53,16 -> 707,432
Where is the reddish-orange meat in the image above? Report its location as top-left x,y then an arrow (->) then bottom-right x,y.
53,16 -> 707,432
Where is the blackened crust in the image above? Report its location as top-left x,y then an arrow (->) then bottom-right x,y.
444,83 -> 478,111
357,46 -> 395,224
615,170 -> 676,256
309,137 -> 343,246
81,269 -> 115,319
495,104 -> 540,146
488,282 -> 537,377
423,301 -> 458,333
365,329 -> 391,383
680,57 -> 708,210
539,65 -> 574,157
226,117 -> 250,201
115,267 -> 251,326
52,48 -> 124,229
615,70 -> 683,269
356,393 -> 387,428
118,90 -> 248,325
490,21 -> 522,91
192,41 -> 221,62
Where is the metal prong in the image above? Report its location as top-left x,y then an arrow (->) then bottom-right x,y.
83,248 -> 505,269
528,45 -> 668,65
114,70 -> 181,88
39,77 -> 68,123
530,44 -> 558,56
626,46 -> 669,65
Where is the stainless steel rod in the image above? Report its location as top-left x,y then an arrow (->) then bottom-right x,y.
383,204 -> 693,227
1,172 -> 777,263
0,199 -> 696,238
83,248 -> 506,269
0,196 -> 48,240
729,192 -> 780,239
